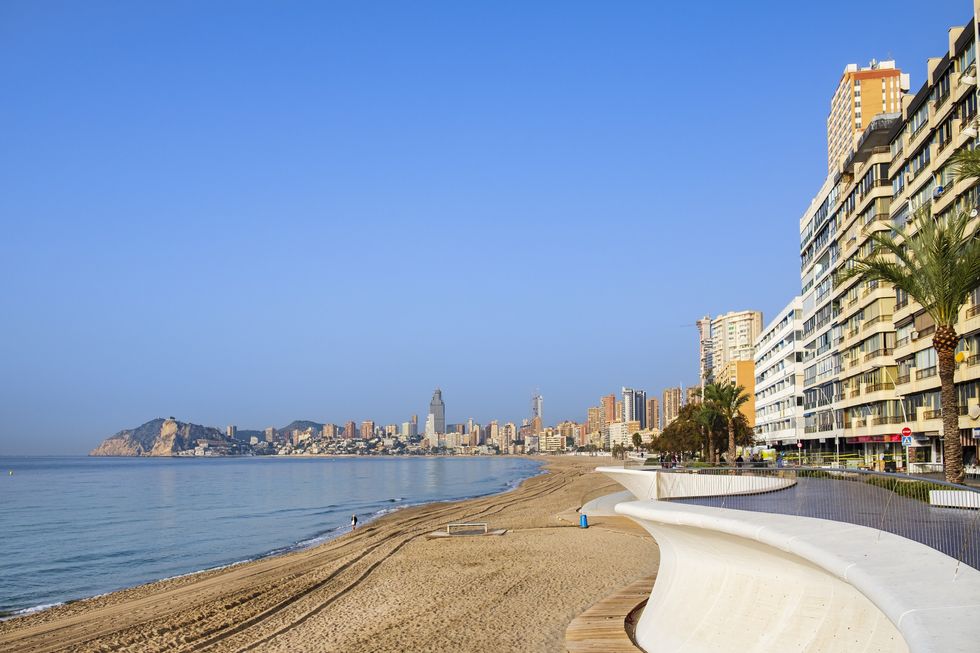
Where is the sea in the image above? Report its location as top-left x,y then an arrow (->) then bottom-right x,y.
0,456 -> 542,617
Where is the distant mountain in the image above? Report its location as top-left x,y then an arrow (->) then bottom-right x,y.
90,418 -> 230,456
277,420 -> 324,436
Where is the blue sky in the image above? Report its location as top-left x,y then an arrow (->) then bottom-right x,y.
0,1 -> 971,454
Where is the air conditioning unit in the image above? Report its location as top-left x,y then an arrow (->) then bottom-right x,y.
905,172 -> 914,183
911,330 -> 920,340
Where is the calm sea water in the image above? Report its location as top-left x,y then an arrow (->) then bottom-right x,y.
0,456 -> 541,616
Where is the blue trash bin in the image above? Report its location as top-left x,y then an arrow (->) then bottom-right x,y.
579,513 -> 588,528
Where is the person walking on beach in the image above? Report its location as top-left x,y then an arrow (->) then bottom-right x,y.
350,513 -> 358,530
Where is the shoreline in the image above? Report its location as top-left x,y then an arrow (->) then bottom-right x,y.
0,456 -> 657,653
1,457 -> 546,620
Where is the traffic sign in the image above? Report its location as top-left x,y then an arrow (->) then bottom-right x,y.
902,435 -> 913,447
901,426 -> 912,437
797,442 -> 803,448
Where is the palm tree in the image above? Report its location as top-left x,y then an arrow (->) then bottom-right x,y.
837,181 -> 980,483
632,432 -> 643,451
704,382 -> 750,465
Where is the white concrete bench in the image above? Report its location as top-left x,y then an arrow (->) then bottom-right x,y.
612,499 -> 980,652
929,489 -> 980,508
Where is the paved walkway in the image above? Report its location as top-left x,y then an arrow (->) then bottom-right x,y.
674,474 -> 980,570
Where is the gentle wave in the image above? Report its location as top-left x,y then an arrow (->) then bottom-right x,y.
0,456 -> 543,617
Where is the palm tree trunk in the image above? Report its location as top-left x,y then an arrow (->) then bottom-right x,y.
935,326 -> 964,484
727,421 -> 736,466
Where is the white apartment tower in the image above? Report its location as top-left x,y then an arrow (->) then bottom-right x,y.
754,297 -> 804,445
711,310 -> 764,370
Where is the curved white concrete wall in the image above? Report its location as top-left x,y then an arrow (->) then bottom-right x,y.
595,466 -> 795,501
615,500 -> 980,653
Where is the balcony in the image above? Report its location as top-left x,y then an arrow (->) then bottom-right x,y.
897,373 -> 911,384
864,347 -> 893,362
924,409 -> 942,420
852,417 -> 867,427
914,325 -> 937,341
897,336 -> 911,348
917,366 -> 938,380
865,382 -> 895,393
968,304 -> 980,319
872,415 -> 903,426
863,314 -> 892,331
848,387 -> 862,398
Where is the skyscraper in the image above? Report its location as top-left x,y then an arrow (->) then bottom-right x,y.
531,392 -> 543,423
600,394 -> 616,425
697,316 -> 713,384
429,388 -> 445,434
645,397 -> 660,431
686,387 -> 702,406
663,387 -> 682,428
343,420 -> 356,440
710,310 -> 764,372
587,406 -> 601,434
827,60 -> 908,173
360,420 -> 375,440
622,387 -> 647,429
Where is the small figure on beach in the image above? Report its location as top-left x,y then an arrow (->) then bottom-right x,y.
350,513 -> 358,530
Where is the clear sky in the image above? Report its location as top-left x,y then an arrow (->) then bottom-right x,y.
0,1 -> 971,454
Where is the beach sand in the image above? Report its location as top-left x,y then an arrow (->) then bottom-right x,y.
0,457 -> 658,653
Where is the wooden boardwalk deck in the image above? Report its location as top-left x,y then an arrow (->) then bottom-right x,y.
565,574 -> 655,652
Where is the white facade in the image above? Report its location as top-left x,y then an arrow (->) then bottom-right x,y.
754,297 -> 804,445
798,176 -> 841,444
607,421 -> 629,448
710,310 -> 764,372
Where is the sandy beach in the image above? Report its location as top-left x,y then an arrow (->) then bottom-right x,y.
0,457 -> 658,653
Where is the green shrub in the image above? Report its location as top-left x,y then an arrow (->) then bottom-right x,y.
863,475 -> 947,502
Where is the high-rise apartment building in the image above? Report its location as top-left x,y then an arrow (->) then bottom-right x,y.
878,17 -> 980,468
502,422 -> 517,449
697,316 -> 714,383
686,387 -> 702,405
754,297 -> 805,445
828,60 -> 909,173
264,427 -> 276,443
622,387 -> 647,429
424,413 -> 436,444
662,387 -> 682,427
360,420 -> 375,440
716,360 -> 757,427
322,423 -> 338,439
226,425 -> 237,439
600,394 -> 616,425
531,392 -> 543,422
645,397 -> 660,431
587,406 -> 601,434
711,310 -> 764,372
343,420 -> 356,440
429,389 -> 445,434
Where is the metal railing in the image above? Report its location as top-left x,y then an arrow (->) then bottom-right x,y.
917,366 -> 938,380
656,466 -> 980,573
